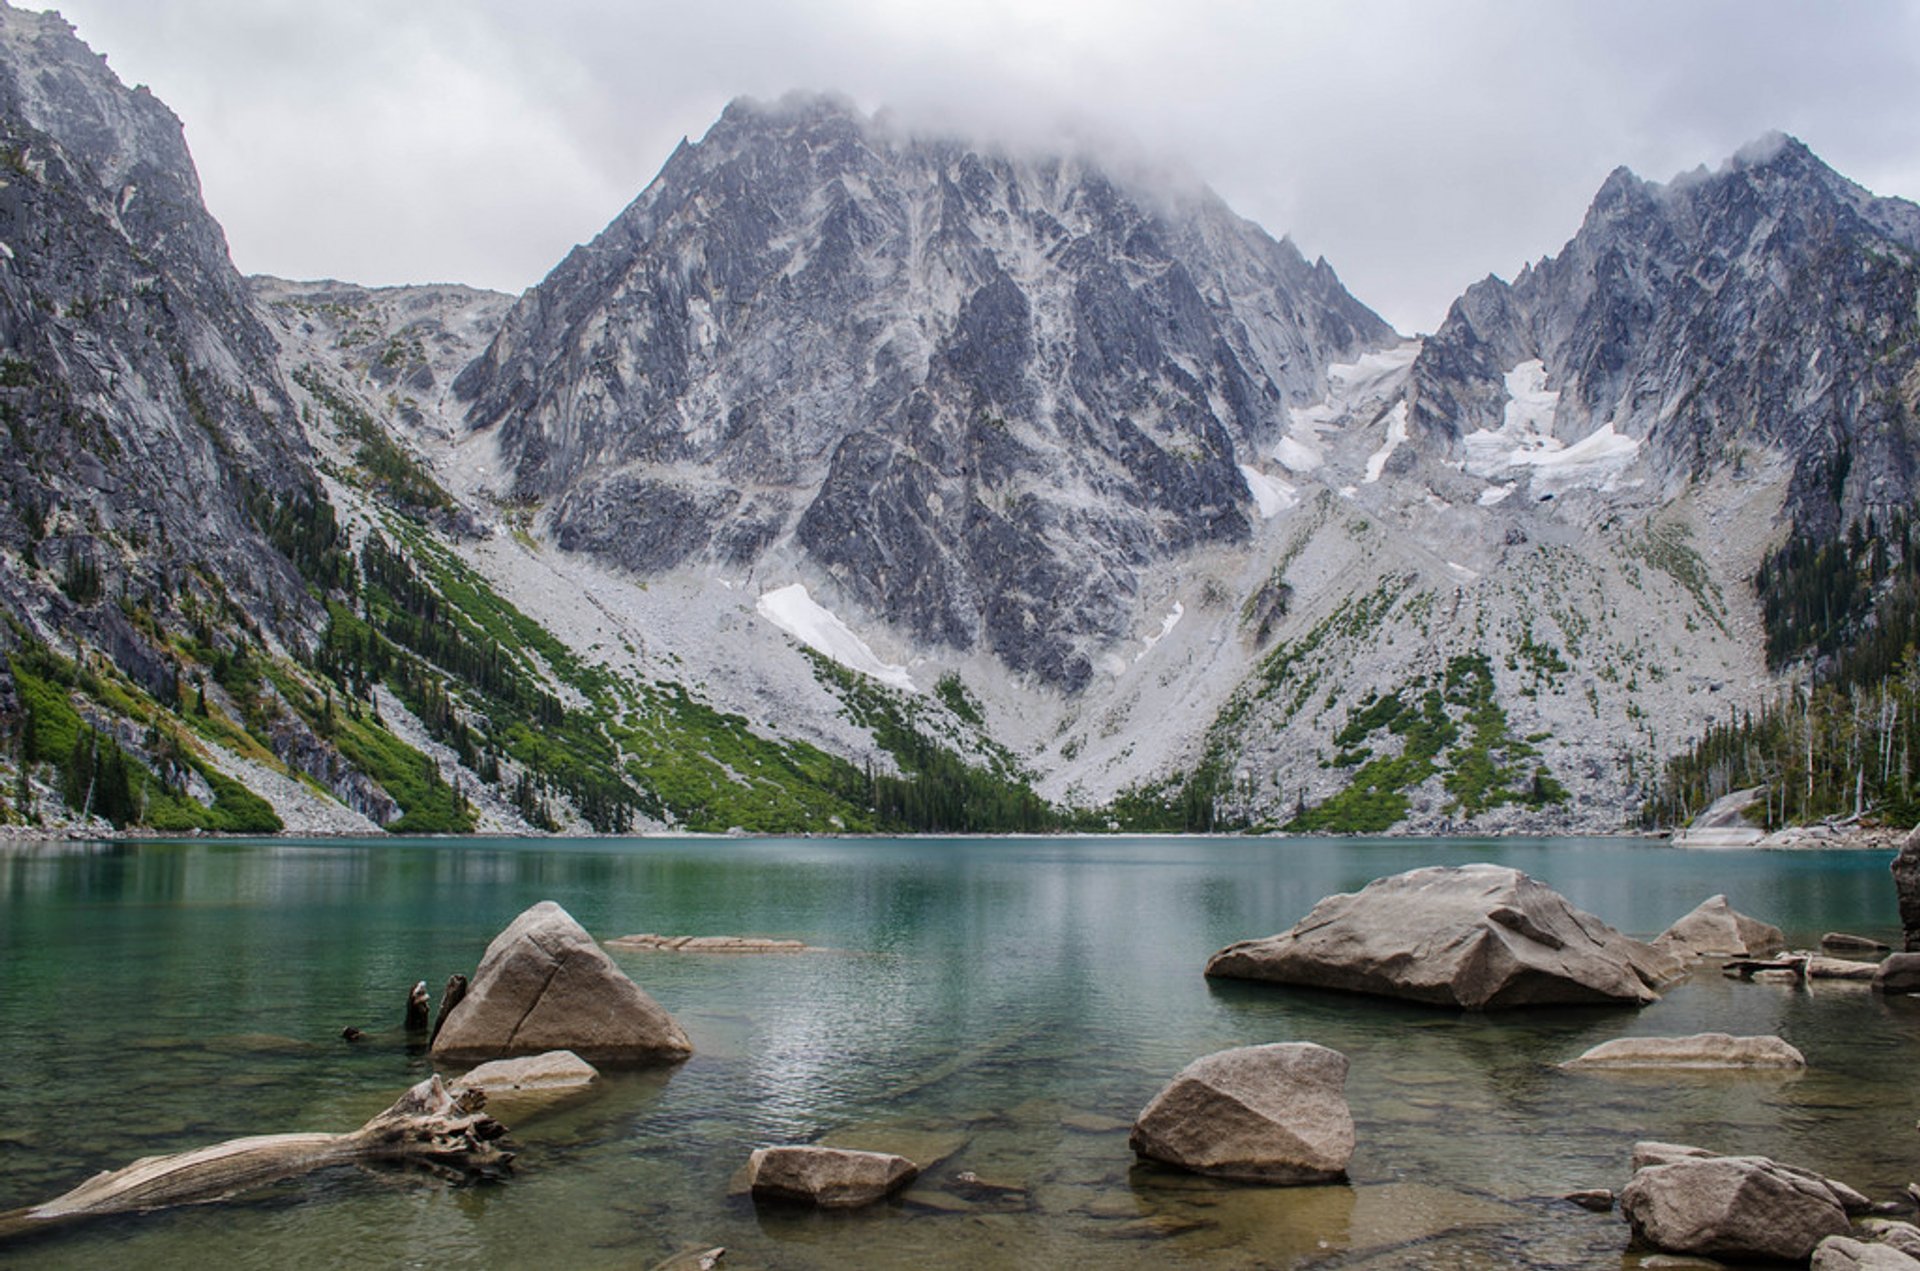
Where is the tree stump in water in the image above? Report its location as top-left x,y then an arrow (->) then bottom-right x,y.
0,1075 -> 509,1242
432,973 -> 469,1044
405,979 -> 431,1032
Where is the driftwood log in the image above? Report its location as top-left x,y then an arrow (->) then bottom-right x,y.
0,1075 -> 509,1242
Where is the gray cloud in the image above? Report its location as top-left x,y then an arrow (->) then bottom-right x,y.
42,0 -> 1920,333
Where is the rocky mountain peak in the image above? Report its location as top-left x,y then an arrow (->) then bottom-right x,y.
456,92 -> 1394,690
1405,132 -> 1920,537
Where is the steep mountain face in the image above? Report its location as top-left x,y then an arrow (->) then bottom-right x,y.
455,94 -> 1394,689
1,3 -> 1912,843
1406,135 -> 1920,537
0,4 -> 320,674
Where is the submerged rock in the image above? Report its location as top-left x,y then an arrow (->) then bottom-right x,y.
1129,1043 -> 1353,1184
431,901 -> 693,1065
745,1145 -> 918,1208
1561,1033 -> 1804,1070
1205,864 -> 1683,1009
1653,895 -> 1786,959
1622,1156 -> 1851,1262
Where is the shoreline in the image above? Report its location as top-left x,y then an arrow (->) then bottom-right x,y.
0,823 -> 1903,849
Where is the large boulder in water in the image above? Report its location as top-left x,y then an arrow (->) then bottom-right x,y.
1654,894 -> 1786,958
431,901 -> 692,1065
1622,1155 -> 1852,1262
1129,1043 -> 1353,1183
1205,864 -> 1684,1009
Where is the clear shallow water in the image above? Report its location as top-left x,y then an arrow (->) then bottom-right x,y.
0,835 -> 1911,1269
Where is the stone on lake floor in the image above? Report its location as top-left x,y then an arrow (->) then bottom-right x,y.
1130,1042 -> 1353,1184
1622,1155 -> 1852,1262
1654,895 -> 1787,959
431,901 -> 693,1066
744,1145 -> 918,1208
1206,864 -> 1683,1009
1561,1032 -> 1805,1071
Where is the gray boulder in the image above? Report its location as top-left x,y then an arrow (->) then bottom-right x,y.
1129,1043 -> 1353,1183
1205,864 -> 1684,1009
431,901 -> 693,1065
745,1145 -> 919,1208
1562,1033 -> 1804,1070
1623,1155 -> 1851,1262
1655,895 -> 1787,958
1873,952 -> 1920,994
1896,828 -> 1920,952
1815,1236 -> 1920,1270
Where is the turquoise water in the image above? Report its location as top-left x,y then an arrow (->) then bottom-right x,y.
0,835 -> 1911,1268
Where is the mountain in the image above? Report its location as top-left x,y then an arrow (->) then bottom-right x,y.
454,93 -> 1394,690
3,2 -> 1918,841
1407,133 -> 1920,536
0,6 -> 322,670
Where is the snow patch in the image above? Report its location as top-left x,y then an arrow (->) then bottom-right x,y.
1478,483 -> 1515,506
1457,359 -> 1642,494
1271,434 -> 1322,473
1363,402 -> 1408,484
1238,464 -> 1296,518
756,583 -> 918,693
1136,602 -> 1184,662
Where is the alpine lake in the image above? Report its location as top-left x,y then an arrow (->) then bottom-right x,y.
0,834 -> 1912,1269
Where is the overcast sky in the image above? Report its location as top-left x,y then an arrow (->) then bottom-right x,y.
38,0 -> 1920,334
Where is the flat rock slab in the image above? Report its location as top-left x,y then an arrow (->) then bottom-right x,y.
1206,864 -> 1683,1009
607,933 -> 816,953
1131,1042 -> 1353,1184
1654,895 -> 1786,958
745,1145 -> 918,1208
432,901 -> 693,1066
1562,1032 -> 1805,1070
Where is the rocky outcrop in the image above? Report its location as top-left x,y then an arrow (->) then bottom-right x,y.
1894,830 -> 1920,952
1206,864 -> 1684,1009
1561,1033 -> 1804,1070
744,1145 -> 918,1208
1622,1155 -> 1853,1262
431,902 -> 692,1065
1128,1043 -> 1353,1183
1654,895 -> 1787,959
